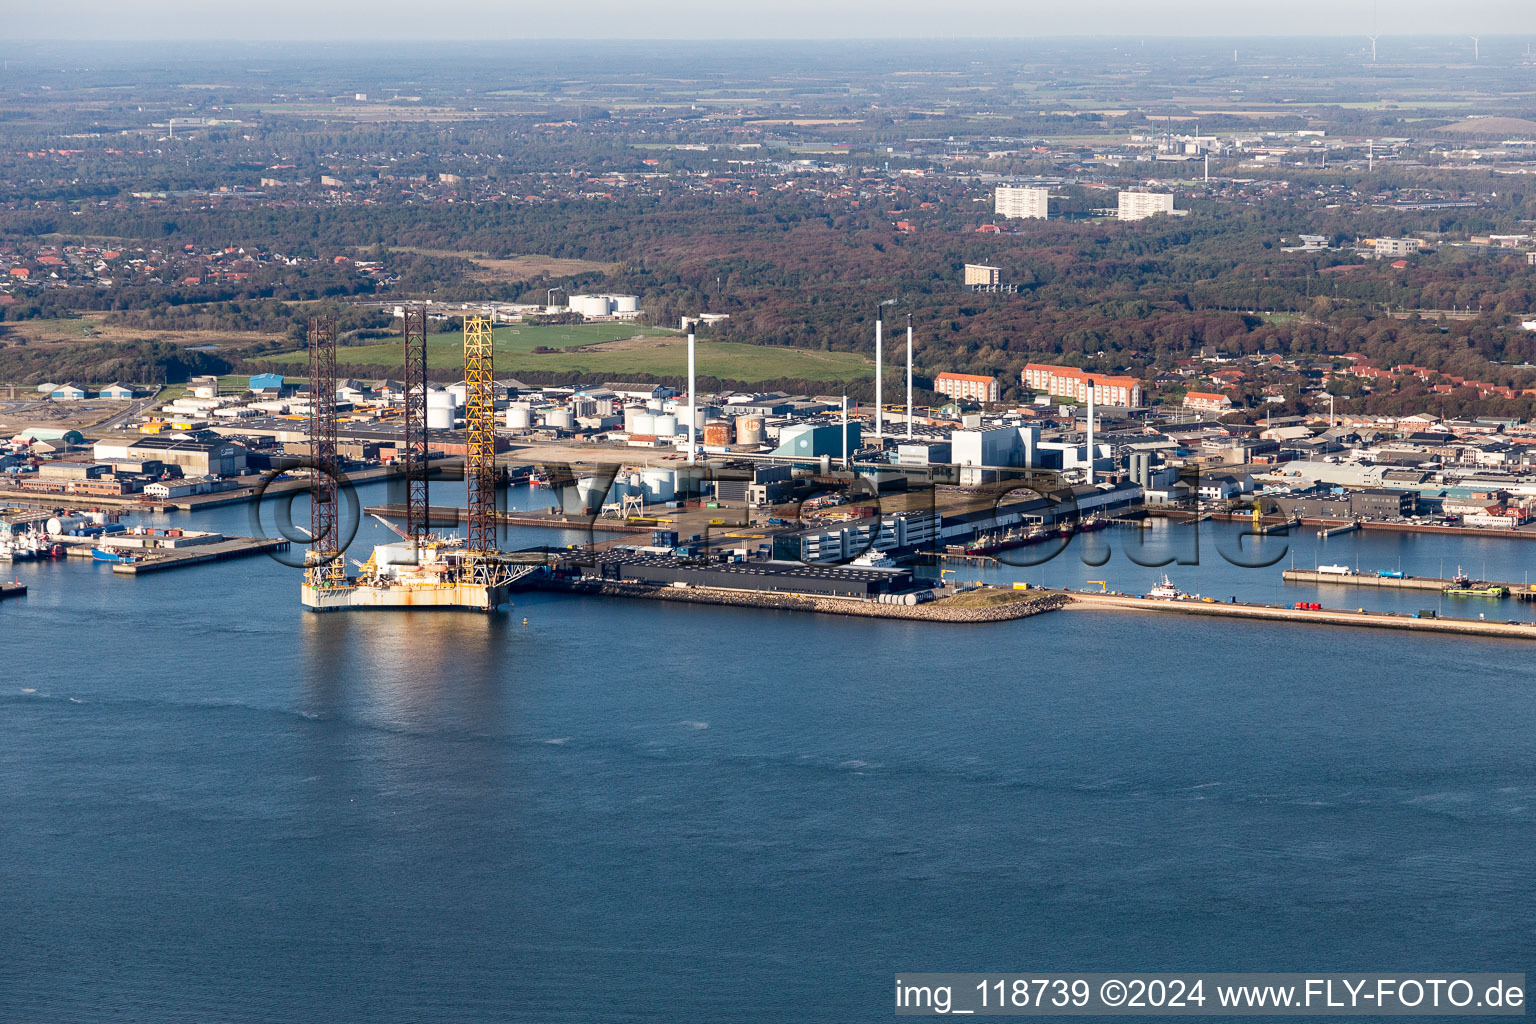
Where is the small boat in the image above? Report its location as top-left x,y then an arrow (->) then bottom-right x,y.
1146,574 -> 1184,599
91,547 -> 139,565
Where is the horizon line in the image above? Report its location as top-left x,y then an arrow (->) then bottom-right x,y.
7,32 -> 1532,44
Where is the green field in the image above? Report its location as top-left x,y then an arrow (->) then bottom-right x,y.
267,323 -> 871,383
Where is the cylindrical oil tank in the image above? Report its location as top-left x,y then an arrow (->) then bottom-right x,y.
505,406 -> 532,429
674,406 -> 708,429
641,468 -> 676,503
652,413 -> 678,436
735,415 -> 765,444
47,515 -> 86,537
629,412 -> 655,435
445,384 -> 467,408
545,409 -> 573,430
623,405 -> 647,432
427,405 -> 454,430
611,294 -> 639,313
572,475 -> 610,511
645,399 -> 664,412
702,422 -> 732,447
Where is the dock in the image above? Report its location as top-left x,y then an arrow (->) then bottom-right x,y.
83,536 -> 290,575
0,581 -> 26,601
1065,591 -> 1536,641
1282,569 -> 1534,597
364,503 -> 656,533
1317,520 -> 1361,538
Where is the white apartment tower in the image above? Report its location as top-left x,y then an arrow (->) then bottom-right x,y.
1117,191 -> 1176,221
994,185 -> 1049,220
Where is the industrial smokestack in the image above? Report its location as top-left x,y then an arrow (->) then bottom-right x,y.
687,332 -> 696,466
1086,386 -> 1095,486
841,394 -> 849,468
874,317 -> 883,439
905,315 -> 913,439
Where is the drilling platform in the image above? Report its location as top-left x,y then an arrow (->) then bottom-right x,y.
300,312 -> 531,612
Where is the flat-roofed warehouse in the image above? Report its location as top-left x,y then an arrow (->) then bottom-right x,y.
93,437 -> 249,477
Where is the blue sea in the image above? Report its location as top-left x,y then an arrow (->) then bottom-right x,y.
3,485 -> 1533,1021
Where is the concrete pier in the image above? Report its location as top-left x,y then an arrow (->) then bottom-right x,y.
1282,569 -> 1532,596
1065,590 -> 1536,640
0,581 -> 26,601
101,537 -> 289,575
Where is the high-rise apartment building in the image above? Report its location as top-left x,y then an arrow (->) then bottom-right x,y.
994,186 -> 1049,220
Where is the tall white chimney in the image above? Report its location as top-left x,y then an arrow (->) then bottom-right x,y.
841,394 -> 849,468
905,315 -> 914,439
874,317 -> 883,439
1086,386 -> 1095,486
686,332 -> 696,466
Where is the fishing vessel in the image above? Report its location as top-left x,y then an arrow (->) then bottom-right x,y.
1443,566 -> 1507,598
1057,513 -> 1108,537
90,547 -> 139,565
0,531 -> 46,561
1146,574 -> 1184,599
966,523 -> 1049,556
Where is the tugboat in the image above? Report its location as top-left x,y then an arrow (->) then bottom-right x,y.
1146,574 -> 1184,600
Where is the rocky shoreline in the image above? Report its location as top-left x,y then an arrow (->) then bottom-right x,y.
527,578 -> 1068,623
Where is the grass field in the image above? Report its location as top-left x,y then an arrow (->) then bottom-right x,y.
266,323 -> 871,383
0,314 -> 287,349
378,247 -> 615,283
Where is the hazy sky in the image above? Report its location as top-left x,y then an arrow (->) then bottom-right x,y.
8,0 -> 1532,41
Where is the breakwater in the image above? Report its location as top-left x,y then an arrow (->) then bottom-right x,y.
529,578 -> 1068,623
1064,590 -> 1536,640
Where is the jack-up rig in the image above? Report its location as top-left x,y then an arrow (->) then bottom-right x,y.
300,312 -> 532,612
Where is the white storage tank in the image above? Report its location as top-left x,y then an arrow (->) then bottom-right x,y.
570,475 -> 611,511
47,516 -> 87,537
445,384 -> 468,408
652,413 -> 678,437
629,412 -> 655,435
427,404 -> 454,430
646,399 -> 664,412
611,294 -> 639,313
735,415 -> 766,445
505,406 -> 532,429
545,409 -> 574,430
571,294 -> 612,318
641,468 -> 677,503
622,406 -> 648,432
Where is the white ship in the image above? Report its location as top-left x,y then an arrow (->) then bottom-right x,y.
1146,574 -> 1184,599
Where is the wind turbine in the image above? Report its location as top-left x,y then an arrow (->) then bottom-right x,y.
1470,36 -> 1480,62
1368,35 -> 1379,62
